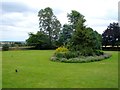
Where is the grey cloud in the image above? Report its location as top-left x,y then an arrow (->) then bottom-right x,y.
0,1 -> 38,29
0,17 -> 19,27
94,10 -> 117,21
1,2 -> 35,13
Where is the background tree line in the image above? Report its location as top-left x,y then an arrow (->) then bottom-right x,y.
26,7 -> 120,50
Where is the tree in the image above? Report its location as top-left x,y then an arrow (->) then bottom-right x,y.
86,28 -> 102,50
38,7 -> 61,47
26,31 -> 50,49
67,10 -> 86,31
58,24 -> 73,46
102,22 -> 120,47
2,44 -> 9,51
67,10 -> 87,50
67,10 -> 102,55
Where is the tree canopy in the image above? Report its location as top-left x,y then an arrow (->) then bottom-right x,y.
66,10 -> 102,56
38,7 -> 61,47
26,31 -> 50,49
26,7 -> 102,53
102,22 -> 120,47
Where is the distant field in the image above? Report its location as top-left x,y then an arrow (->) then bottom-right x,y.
2,50 -> 118,88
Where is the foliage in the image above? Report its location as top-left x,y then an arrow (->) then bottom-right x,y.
54,51 -> 78,59
55,46 -> 68,53
26,31 -> 51,49
38,7 -> 61,47
67,10 -> 102,55
2,44 -> 9,51
52,48 -> 105,63
51,53 -> 111,63
52,9 -> 104,63
27,7 -> 102,52
102,22 -> 120,47
58,24 -> 73,46
86,28 -> 102,50
55,47 -> 80,59
67,10 -> 86,30
54,46 -> 104,61
27,7 -> 61,49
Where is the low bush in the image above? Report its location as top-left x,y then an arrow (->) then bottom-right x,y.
55,46 -> 68,53
51,47 -> 110,63
55,52 -> 66,58
94,50 -> 104,56
2,44 -> 9,51
51,53 -> 112,63
55,51 -> 80,59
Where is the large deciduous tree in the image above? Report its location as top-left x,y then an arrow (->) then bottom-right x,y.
38,7 -> 61,46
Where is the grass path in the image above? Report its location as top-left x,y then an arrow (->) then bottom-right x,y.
2,50 -> 118,88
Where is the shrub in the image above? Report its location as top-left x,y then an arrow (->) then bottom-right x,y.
64,51 -> 79,59
2,44 -> 9,51
50,53 -> 112,63
54,46 -> 69,58
55,51 -> 80,59
95,50 -> 104,56
55,46 -> 68,53
55,52 -> 66,58
51,46 -> 111,63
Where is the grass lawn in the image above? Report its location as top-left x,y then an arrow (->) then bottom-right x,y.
2,50 -> 118,88
0,51 -> 2,89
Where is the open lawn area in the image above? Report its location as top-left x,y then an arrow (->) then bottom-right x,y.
2,50 -> 118,88
0,51 -> 2,89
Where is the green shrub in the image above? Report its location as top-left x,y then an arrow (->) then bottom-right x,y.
51,46 -> 111,63
95,50 -> 104,56
64,51 -> 79,59
55,46 -> 68,53
55,51 -> 80,59
55,52 -> 66,58
80,48 -> 94,56
51,53 -> 112,63
2,44 -> 9,51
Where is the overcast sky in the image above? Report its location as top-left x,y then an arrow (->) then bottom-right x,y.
0,0 -> 119,41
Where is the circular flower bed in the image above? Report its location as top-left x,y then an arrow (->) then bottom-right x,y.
50,53 -> 112,63
50,46 -> 112,63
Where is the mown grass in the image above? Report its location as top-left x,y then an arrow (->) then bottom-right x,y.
0,51 -> 2,89
2,50 -> 118,88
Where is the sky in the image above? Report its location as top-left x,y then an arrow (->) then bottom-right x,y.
0,0 -> 119,41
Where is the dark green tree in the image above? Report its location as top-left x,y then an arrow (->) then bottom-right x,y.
2,44 -> 9,51
67,10 -> 86,31
102,22 -> 120,47
67,11 -> 87,50
38,7 -> 61,47
26,31 -> 50,49
67,10 -> 102,56
58,24 -> 73,46
86,28 -> 102,50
